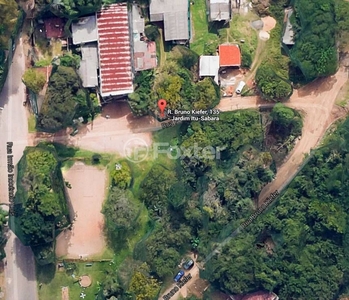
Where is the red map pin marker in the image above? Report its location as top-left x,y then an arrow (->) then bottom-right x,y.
158,99 -> 167,118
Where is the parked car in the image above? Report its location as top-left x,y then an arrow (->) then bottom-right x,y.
235,81 -> 246,94
174,270 -> 185,282
182,259 -> 194,270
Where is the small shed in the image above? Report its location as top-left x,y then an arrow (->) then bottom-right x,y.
218,44 -> 241,68
44,17 -> 65,39
209,0 -> 231,22
199,56 -> 220,84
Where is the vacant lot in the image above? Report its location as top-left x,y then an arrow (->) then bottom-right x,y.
56,162 -> 106,259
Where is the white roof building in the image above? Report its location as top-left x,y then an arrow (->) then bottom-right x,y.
72,15 -> 98,45
199,56 -> 220,84
209,0 -> 231,22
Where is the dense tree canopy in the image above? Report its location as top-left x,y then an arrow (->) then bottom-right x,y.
205,117 -> 349,299
12,144 -> 70,264
37,66 -> 90,132
290,0 -> 338,79
255,65 -> 292,101
0,0 -> 19,49
270,103 -> 302,138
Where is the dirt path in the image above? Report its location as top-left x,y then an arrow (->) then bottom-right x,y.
217,68 -> 349,206
55,163 -> 107,258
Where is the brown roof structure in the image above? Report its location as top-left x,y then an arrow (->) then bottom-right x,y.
44,17 -> 65,39
219,44 -> 241,67
96,3 -> 134,97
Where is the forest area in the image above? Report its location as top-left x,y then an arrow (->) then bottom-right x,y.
11,143 -> 71,265
204,116 -> 349,299
94,106 -> 302,299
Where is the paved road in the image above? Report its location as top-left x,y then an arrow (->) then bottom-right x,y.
0,37 -> 38,300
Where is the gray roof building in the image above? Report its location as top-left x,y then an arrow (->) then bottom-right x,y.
72,15 -> 98,45
149,0 -> 189,41
199,56 -> 220,84
209,0 -> 231,22
282,8 -> 295,45
79,44 -> 99,87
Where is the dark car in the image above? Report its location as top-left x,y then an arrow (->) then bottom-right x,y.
182,259 -> 194,270
174,270 -> 185,282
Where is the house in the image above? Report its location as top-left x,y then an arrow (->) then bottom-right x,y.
149,0 -> 190,42
79,44 -> 99,88
282,8 -> 295,45
199,56 -> 220,84
44,17 -> 65,39
96,3 -> 133,97
71,15 -> 98,45
209,0 -> 231,22
132,4 -> 157,71
218,44 -> 241,68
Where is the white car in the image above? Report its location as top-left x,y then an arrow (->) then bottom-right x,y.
236,81 -> 246,94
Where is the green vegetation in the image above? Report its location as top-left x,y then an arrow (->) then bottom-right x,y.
335,0 -> 349,53
205,116 -> 349,299
129,46 -> 220,116
111,162 -> 132,189
37,66 -> 91,132
22,68 -> 46,94
102,187 -> 141,251
0,208 -> 8,260
134,111 -> 279,281
128,263 -> 161,300
190,0 -> 220,55
0,0 -> 19,49
290,0 -> 338,79
224,12 -> 258,68
11,144 -> 70,265
255,65 -> 292,101
144,24 -> 159,41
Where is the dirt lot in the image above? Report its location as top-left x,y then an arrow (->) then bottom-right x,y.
55,162 -> 107,258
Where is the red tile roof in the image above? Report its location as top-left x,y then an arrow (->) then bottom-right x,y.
96,3 -> 134,97
44,18 -> 65,39
219,44 -> 241,67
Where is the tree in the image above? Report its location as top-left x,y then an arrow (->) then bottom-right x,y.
128,263 -> 161,300
102,187 -> 139,248
22,68 -> 46,94
144,24 -> 159,41
270,103 -> 302,138
255,65 -> 292,101
110,162 -> 132,189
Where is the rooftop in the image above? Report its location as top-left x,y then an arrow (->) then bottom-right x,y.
209,0 -> 231,21
44,17 -> 65,39
79,44 -> 99,88
96,3 -> 133,97
199,56 -> 219,83
282,8 -> 295,45
132,4 -> 157,71
72,15 -> 98,45
219,44 -> 241,67
149,0 -> 189,41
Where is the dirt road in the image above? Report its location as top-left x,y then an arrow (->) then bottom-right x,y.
217,68 -> 348,205
29,102 -> 155,155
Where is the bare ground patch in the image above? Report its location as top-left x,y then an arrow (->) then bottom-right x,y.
56,163 -> 107,259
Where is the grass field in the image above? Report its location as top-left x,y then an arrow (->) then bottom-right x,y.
37,261 -> 111,300
28,114 -> 36,133
190,0 -> 220,55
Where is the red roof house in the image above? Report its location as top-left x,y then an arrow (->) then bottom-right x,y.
96,3 -> 134,97
219,44 -> 241,67
44,18 -> 65,39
